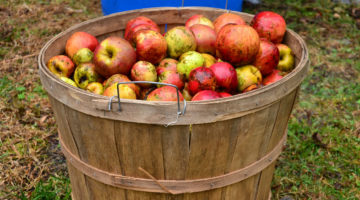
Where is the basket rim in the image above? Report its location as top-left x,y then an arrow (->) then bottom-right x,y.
38,7 -> 309,125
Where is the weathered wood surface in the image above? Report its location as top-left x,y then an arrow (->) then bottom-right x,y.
40,7 -> 309,200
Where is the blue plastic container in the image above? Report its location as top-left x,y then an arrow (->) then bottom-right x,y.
101,0 -> 243,15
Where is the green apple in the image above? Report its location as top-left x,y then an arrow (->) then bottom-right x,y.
74,63 -> 101,89
60,76 -> 77,87
72,48 -> 94,66
235,65 -> 262,92
164,26 -> 197,59
277,44 -> 295,72
86,82 -> 104,95
177,51 -> 205,79
201,53 -> 216,67
182,83 -> 192,101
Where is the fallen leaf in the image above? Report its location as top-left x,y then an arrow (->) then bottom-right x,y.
350,8 -> 360,19
312,132 -> 328,148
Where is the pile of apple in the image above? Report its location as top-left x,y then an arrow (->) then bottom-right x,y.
47,11 -> 295,101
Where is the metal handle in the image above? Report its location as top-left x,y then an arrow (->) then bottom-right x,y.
108,81 -> 187,127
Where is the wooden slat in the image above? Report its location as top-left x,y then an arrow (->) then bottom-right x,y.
48,96 -> 90,200
254,89 -> 298,200
183,120 -> 239,200
221,102 -> 279,200
114,122 -> 175,200
64,107 -> 126,199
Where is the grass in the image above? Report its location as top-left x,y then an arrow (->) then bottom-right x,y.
0,0 -> 359,199
243,0 -> 360,199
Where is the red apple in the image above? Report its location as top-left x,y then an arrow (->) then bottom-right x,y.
65,32 -> 98,58
190,24 -> 217,55
185,14 -> 214,29
219,92 -> 232,98
251,11 -> 286,44
263,69 -> 283,86
253,39 -> 280,76
103,83 -> 137,99
47,55 -> 75,77
192,90 -> 221,101
103,74 -> 140,97
213,13 -> 246,34
209,62 -> 238,93
158,71 -> 184,90
147,86 -> 184,101
216,24 -> 260,65
156,58 -> 178,75
188,67 -> 217,96
93,36 -> 136,77
164,26 -> 197,59
276,44 -> 295,71
124,16 -> 159,41
130,61 -> 157,88
125,24 -> 161,43
133,29 -> 167,64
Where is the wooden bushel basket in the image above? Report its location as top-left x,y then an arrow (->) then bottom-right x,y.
38,7 -> 309,200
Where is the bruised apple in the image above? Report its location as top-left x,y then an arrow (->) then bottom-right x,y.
73,63 -> 101,89
72,48 -> 94,66
188,67 -> 217,96
47,55 -> 74,77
